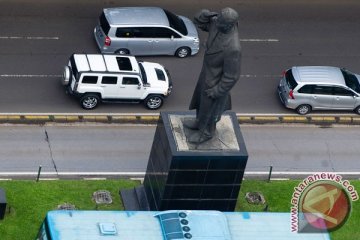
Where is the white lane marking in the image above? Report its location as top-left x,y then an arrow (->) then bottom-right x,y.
240,39 -> 279,42
240,74 -> 281,78
0,74 -> 61,78
0,74 -> 279,78
0,37 -> 276,42
0,36 -> 59,40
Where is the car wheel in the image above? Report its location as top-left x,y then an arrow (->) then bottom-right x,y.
354,106 -> 360,115
115,49 -> 130,55
80,94 -> 100,110
296,104 -> 311,115
175,47 -> 190,58
144,95 -> 163,110
62,66 -> 72,86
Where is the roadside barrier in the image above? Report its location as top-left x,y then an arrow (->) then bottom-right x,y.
0,114 -> 359,124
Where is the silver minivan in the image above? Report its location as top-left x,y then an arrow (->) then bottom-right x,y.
94,7 -> 200,58
278,66 -> 360,115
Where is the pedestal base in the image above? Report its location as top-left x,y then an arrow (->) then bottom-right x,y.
127,111 -> 248,211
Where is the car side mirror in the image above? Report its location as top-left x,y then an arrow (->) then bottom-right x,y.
171,35 -> 174,40
137,83 -> 141,89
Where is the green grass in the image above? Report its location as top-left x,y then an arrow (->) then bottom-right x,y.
0,179 -> 358,240
0,179 -> 139,240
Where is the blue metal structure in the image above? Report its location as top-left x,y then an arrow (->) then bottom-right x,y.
36,210 -> 331,240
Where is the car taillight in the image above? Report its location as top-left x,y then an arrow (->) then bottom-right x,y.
282,70 -> 286,77
289,89 -> 295,99
105,36 -> 111,46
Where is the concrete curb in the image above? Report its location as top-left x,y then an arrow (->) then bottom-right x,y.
0,114 -> 360,125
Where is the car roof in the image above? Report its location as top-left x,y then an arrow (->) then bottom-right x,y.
103,7 -> 169,26
292,66 -> 345,85
73,54 -> 139,74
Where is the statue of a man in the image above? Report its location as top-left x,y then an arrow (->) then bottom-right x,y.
184,8 -> 242,144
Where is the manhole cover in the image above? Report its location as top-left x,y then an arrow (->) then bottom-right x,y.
245,192 -> 266,205
57,203 -> 76,210
93,190 -> 113,204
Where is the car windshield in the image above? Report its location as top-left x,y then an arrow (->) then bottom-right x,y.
341,69 -> 360,94
138,62 -> 147,84
163,9 -> 188,35
70,55 -> 79,81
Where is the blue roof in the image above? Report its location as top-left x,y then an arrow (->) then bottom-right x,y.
45,210 -> 331,240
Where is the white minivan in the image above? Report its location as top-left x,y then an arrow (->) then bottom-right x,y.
94,7 -> 200,58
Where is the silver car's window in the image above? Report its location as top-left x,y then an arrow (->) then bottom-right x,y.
333,87 -> 354,96
154,28 -> 181,38
313,85 -> 332,95
99,12 -> 111,35
163,9 -> 187,35
116,27 -> 181,39
116,27 -> 155,38
341,69 -> 360,94
298,85 -> 314,94
116,28 -> 134,38
285,70 -> 298,90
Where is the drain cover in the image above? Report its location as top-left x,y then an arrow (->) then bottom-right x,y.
93,190 -> 113,204
245,192 -> 266,205
57,203 -> 76,210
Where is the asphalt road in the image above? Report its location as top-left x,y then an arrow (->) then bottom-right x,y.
0,124 -> 359,178
1,0 -> 360,114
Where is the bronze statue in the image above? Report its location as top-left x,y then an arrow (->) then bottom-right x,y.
184,8 -> 242,144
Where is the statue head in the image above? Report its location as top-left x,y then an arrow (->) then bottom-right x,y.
216,8 -> 239,33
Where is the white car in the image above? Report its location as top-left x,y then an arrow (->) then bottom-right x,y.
62,54 -> 172,110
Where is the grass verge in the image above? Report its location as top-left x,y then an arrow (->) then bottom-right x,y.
0,179 -> 139,240
0,179 -> 358,240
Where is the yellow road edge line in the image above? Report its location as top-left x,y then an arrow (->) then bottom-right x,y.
111,116 -> 137,121
140,116 -> 159,121
254,116 -> 280,121
24,115 -> 50,120
65,116 -> 80,121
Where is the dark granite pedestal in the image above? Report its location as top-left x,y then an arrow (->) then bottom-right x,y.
120,111 -> 248,211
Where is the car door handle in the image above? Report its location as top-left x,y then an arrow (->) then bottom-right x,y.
147,40 -> 153,43
120,87 -> 125,88
100,85 -> 107,87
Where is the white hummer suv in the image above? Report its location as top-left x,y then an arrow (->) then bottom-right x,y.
62,54 -> 172,110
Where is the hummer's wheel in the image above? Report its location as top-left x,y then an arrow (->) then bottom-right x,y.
144,95 -> 163,110
80,94 -> 100,110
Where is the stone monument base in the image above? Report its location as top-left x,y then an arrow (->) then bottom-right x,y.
121,111 -> 248,211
